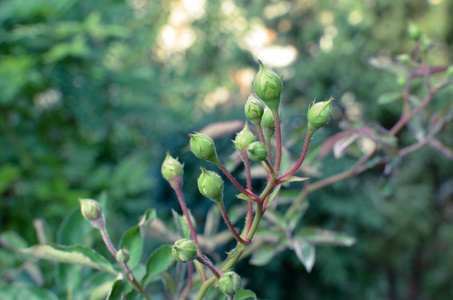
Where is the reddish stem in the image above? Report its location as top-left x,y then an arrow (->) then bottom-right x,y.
278,129 -> 313,184
218,201 -> 250,245
196,254 -> 220,278
171,178 -> 200,247
215,160 -> 260,202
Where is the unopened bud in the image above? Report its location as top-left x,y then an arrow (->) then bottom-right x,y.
261,107 -> 275,138
397,76 -> 406,87
161,152 -> 184,182
253,60 -> 282,111
78,198 -> 105,229
217,271 -> 241,296
246,142 -> 268,162
189,133 -> 218,163
171,239 -> 197,263
244,94 -> 264,125
420,36 -> 431,52
233,123 -> 255,151
197,168 -> 224,202
307,97 -> 333,132
116,248 -> 130,263
408,23 -> 421,40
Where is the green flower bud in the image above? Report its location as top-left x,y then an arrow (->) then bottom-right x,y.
447,65 -> 453,78
171,238 -> 197,263
189,133 -> 218,163
420,35 -> 431,52
161,152 -> 184,182
197,167 -> 224,202
253,60 -> 282,111
233,123 -> 255,151
217,271 -> 241,296
246,142 -> 268,162
397,76 -> 406,87
408,23 -> 421,40
116,248 -> 130,263
307,97 -> 333,132
244,94 -> 264,124
261,107 -> 275,131
78,198 -> 105,229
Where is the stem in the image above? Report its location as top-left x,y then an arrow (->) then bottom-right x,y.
217,201 -> 250,245
215,160 -> 260,202
389,76 -> 452,136
170,177 -> 207,281
196,254 -> 220,278
262,159 -> 277,179
272,110 -> 282,175
195,277 -> 217,300
239,151 -> 254,236
254,122 -> 266,144
278,129 -> 313,184
195,202 -> 265,300
99,227 -> 151,300
171,178 -> 200,247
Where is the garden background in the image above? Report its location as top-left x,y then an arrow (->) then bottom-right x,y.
1,0 -> 453,299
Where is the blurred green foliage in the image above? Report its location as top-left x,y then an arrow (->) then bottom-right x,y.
1,0 -> 453,299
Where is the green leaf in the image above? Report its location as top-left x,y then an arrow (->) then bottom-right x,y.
142,244 -> 174,286
234,289 -> 257,300
0,231 -> 28,250
81,272 -> 118,300
139,208 -> 157,234
369,56 -> 407,76
58,208 -> 92,246
107,278 -> 130,300
296,227 -> 356,247
44,35 -> 89,63
377,92 -> 401,105
279,176 -> 309,185
292,239 -> 315,273
204,204 -> 221,238
287,200 -> 309,232
172,209 -> 195,239
0,284 -> 59,300
235,193 -> 256,202
0,164 -> 21,194
19,244 -> 116,273
162,271 -> 177,296
119,226 -> 144,270
250,246 -> 279,266
264,210 -> 287,230
57,263 -> 82,295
